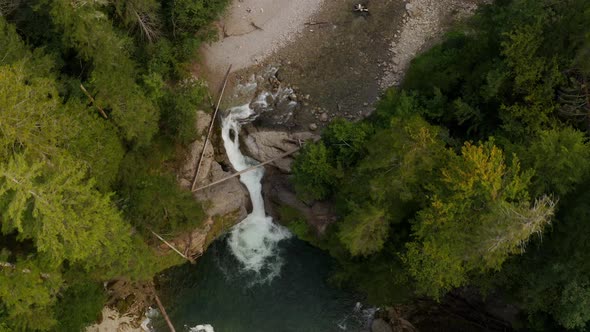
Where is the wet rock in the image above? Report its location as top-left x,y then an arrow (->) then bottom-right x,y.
181,111 -> 214,182
269,76 -> 280,87
371,318 -> 393,332
405,3 -> 422,18
242,128 -> 318,172
194,162 -> 249,219
263,172 -> 336,236
275,68 -> 285,81
180,110 -> 248,219
309,123 -> 318,131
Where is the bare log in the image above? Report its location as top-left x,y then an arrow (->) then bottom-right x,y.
304,21 -> 330,26
150,230 -> 193,263
80,84 -> 108,119
154,292 -> 176,332
191,65 -> 233,191
251,22 -> 263,30
193,146 -> 302,192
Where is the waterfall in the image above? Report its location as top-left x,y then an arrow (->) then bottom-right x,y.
221,99 -> 291,280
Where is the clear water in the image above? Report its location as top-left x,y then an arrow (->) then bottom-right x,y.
155,237 -> 370,332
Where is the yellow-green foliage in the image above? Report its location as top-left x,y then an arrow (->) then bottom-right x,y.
0,0 -> 229,329
292,1 -> 590,329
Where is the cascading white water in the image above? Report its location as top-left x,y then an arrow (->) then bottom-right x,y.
189,324 -> 215,332
221,97 -> 291,278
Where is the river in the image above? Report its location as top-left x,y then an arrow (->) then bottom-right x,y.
156,236 -> 371,332
153,96 -> 372,332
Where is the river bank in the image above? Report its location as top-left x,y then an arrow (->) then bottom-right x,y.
90,0 -> 490,330
202,0 -> 488,131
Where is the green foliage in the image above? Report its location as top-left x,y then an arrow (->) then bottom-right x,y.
0,1 -> 227,329
291,3 -> 590,327
518,127 -> 590,197
167,0 -> 229,39
338,203 -> 388,257
159,78 -> 208,144
292,119 -> 373,201
0,153 -> 134,267
117,147 -> 205,236
292,142 -> 340,201
0,63 -> 62,159
53,281 -> 106,332
406,142 -> 554,298
0,255 -> 62,330
44,0 -> 159,146
279,205 -> 317,244
322,118 -> 374,168
402,0 -> 590,140
491,186 -> 590,330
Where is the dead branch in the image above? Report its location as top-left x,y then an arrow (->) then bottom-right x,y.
132,7 -> 160,43
0,0 -> 19,16
191,64 -> 233,191
193,146 -> 302,192
304,21 -> 330,26
250,22 -> 263,30
150,230 -> 194,263
80,84 -> 108,119
154,292 -> 176,332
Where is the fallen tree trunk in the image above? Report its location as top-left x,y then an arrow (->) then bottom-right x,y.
191,65 -> 233,192
154,292 -> 176,332
192,146 -> 302,192
150,230 -> 193,263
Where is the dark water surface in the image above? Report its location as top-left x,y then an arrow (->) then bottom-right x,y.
155,236 -> 371,332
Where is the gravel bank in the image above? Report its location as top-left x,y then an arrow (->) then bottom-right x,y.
200,0 -> 325,89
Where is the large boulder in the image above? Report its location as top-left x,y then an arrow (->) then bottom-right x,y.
180,110 -> 248,220
193,161 -> 248,219
262,170 -> 336,236
242,126 -> 318,173
371,318 -> 394,332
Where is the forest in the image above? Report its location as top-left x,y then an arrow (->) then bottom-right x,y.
292,0 -> 590,330
0,0 -> 227,330
2,0 -> 590,330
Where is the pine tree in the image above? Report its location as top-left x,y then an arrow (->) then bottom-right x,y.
405,142 -> 555,298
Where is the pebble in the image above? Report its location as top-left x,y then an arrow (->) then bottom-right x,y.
319,113 -> 329,122
309,123 -> 318,131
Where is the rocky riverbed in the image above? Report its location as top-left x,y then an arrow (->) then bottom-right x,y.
90,0 -> 492,330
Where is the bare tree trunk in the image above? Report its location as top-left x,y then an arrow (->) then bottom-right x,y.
192,146 -> 302,192
80,84 -> 108,119
191,64 -> 233,191
154,292 -> 176,332
150,230 -> 194,263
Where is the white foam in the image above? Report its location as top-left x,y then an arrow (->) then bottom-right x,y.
221,101 -> 291,277
189,324 -> 215,332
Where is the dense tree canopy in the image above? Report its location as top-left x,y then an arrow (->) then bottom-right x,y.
292,0 -> 590,330
0,0 -> 228,330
